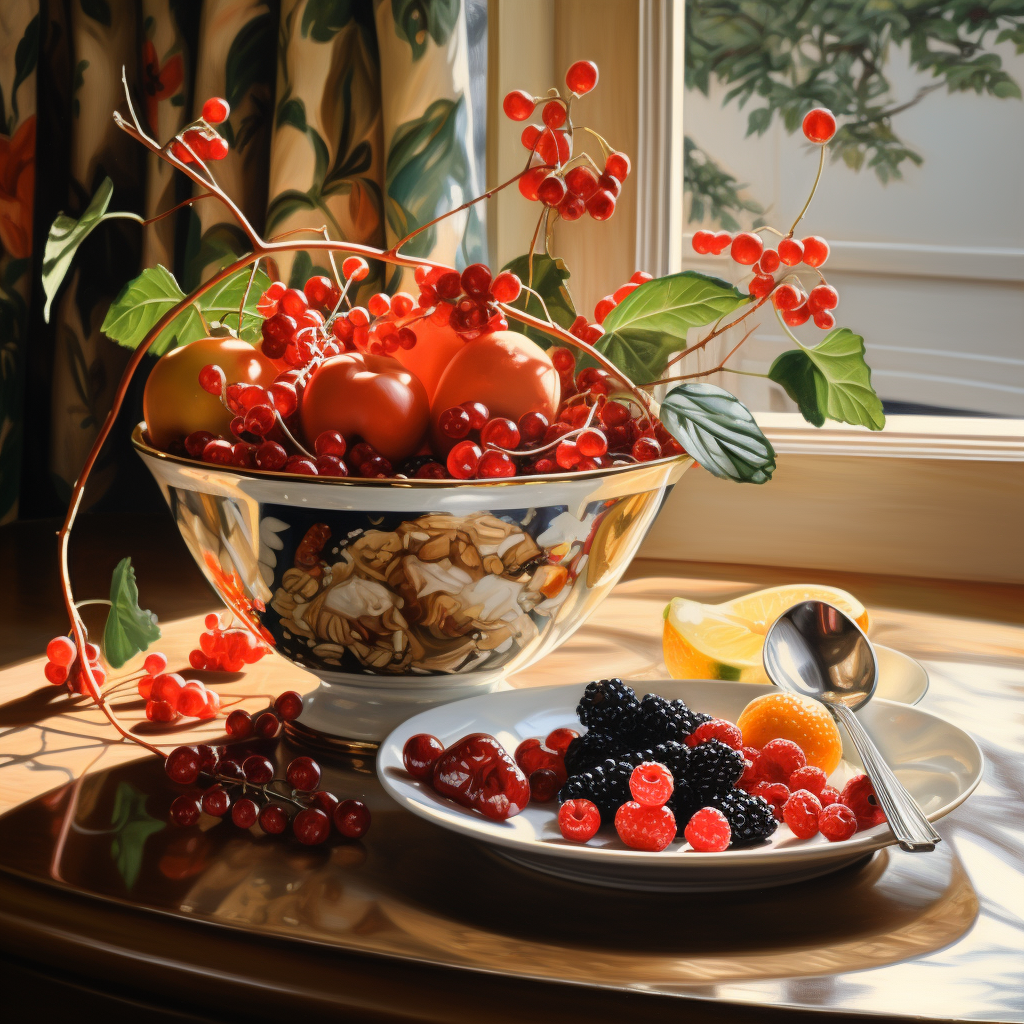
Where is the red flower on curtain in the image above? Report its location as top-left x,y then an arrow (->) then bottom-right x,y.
0,115 -> 36,260
142,40 -> 184,132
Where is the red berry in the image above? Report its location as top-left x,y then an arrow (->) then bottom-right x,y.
461,401 -> 489,430
812,310 -> 835,330
629,762 -> 674,807
801,235 -> 830,267
555,440 -> 580,469
782,302 -> 811,327
730,232 -> 764,266
490,271 -> 521,303
165,745 -> 202,785
709,231 -> 732,255
198,364 -> 225,395
461,263 -> 492,297
176,681 -> 209,718
565,166 -> 599,200
315,455 -> 347,477
274,690 -> 304,721
311,790 -> 339,816
544,727 -> 578,755
202,96 -> 230,124
143,652 -> 167,675
789,765 -> 827,796
303,274 -> 333,307
518,411 -> 549,443
558,799 -> 601,842
47,636 -> 77,666
518,167 -> 547,201
685,719 -> 743,750
170,795 -> 202,827
598,173 -> 622,198
283,456 -> 318,476
403,733 -> 445,779
684,807 -> 731,852
557,192 -> 585,220
151,672 -> 185,704
772,283 -> 802,311
293,807 -> 331,844
691,230 -> 713,255
254,441 -> 287,471
605,151 -> 630,180
615,801 -> 676,851
184,430 -> 216,458
565,59 -> 599,95
537,173 -> 567,207
414,461 -> 446,479
254,710 -> 281,739
802,107 -> 837,144
241,755 -> 273,786
819,785 -> 841,807
586,189 -> 616,221
342,256 -> 369,281
758,249 -> 781,274
807,283 -> 838,313
146,699 -> 178,723
819,802 -> 857,842
632,436 -> 662,462
231,798 -> 259,829
529,768 -> 561,802
225,708 -> 253,739
593,296 -> 616,323
783,789 -> 822,838
202,785 -> 230,816
477,449 -> 516,478
749,274 -> 775,299
258,803 -> 289,835
480,417 -> 520,450
760,738 -> 806,782
439,406 -> 472,440
778,237 -> 804,265
502,89 -> 535,121
334,799 -> 370,839
752,781 -> 791,821
286,756 -> 321,792
840,774 -> 887,830
447,440 -> 482,480
217,758 -> 244,782
576,427 -> 607,458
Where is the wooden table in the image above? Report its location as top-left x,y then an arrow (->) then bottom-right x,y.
1,515 -> 1022,1023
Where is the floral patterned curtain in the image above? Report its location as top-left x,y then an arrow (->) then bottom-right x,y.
0,0 -> 484,524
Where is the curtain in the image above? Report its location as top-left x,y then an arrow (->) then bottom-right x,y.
0,0 -> 484,524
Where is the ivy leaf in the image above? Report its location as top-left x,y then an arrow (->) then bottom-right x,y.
109,782 -> 163,892
768,328 -> 885,430
660,383 -> 776,484
594,272 -> 747,382
499,253 -> 576,348
42,177 -> 114,322
200,265 -> 272,343
103,557 -> 160,669
101,265 -> 207,356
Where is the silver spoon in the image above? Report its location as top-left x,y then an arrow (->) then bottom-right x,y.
763,600 -> 940,852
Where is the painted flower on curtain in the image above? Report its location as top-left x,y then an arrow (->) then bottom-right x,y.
0,115 -> 35,260
141,39 -> 185,134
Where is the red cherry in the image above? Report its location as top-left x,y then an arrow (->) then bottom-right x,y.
730,232 -> 764,266
146,700 -> 178,723
480,417 -> 520,449
333,799 -> 371,839
520,124 -> 541,151
225,709 -> 253,739
778,237 -> 804,266
403,734 -> 445,779
165,746 -> 202,785
286,756 -> 321,792
184,430 -> 216,458
802,107 -> 837,144
202,785 -> 230,816
597,173 -> 621,198
576,428 -> 608,457
517,411 -> 549,443
605,151 -> 630,180
254,711 -> 281,739
258,804 -> 289,835
254,441 -> 288,471
274,690 -> 304,721
170,795 -> 202,827
558,193 -> 586,222
439,406 -> 472,440
461,401 -> 490,430
293,807 -> 331,845
231,798 -> 259,829
476,449 -> 516,478
801,235 -> 830,267
565,59 -> 599,95
202,96 -> 230,123
529,768 -> 561,802
283,456 -> 318,475
176,681 -> 209,718
490,271 -> 521,303
242,754 -> 274,785
461,263 -> 492,297
555,440 -> 580,469
447,440 -> 482,479
542,100 -> 566,128
502,89 -> 535,121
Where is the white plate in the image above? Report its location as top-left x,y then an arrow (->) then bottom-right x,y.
378,680 -> 981,892
875,644 -> 929,704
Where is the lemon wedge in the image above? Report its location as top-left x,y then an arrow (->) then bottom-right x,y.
663,584 -> 868,683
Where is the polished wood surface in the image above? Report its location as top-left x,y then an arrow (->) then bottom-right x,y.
1,515 -> 1022,1023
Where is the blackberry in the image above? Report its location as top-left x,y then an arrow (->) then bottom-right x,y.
558,758 -> 633,825
670,698 -> 713,738
563,731 -> 626,776
712,790 -> 778,846
687,740 -> 745,802
634,694 -> 681,744
576,678 -> 642,736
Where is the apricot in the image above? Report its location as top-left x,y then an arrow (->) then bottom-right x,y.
143,337 -> 276,450
300,352 -> 429,463
430,331 -> 559,451
390,305 -> 465,400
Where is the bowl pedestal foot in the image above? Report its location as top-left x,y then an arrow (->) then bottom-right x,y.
291,670 -> 512,752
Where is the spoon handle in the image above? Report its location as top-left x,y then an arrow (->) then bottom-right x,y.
829,703 -> 941,852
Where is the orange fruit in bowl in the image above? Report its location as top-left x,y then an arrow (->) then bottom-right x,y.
737,691 -> 843,775
390,305 -> 465,400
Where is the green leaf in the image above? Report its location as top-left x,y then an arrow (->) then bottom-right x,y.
201,265 -> 272,343
101,265 -> 206,356
768,328 -> 885,430
80,0 -> 112,26
499,253 -> 576,348
301,0 -> 355,41
595,272 -> 747,382
225,12 -> 276,109
660,383 -> 776,484
392,0 -> 460,60
103,557 -> 160,669
11,14 -> 39,121
109,782 -> 163,892
42,177 -> 114,322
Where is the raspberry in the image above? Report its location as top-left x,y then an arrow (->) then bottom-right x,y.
545,727 -> 579,755
737,745 -> 763,788
558,798 -> 601,842
819,802 -> 857,842
684,807 -> 731,852
759,738 -> 806,783
819,785 -> 841,807
840,774 -> 887,830
614,801 -> 677,851
788,765 -> 827,797
752,781 -> 790,821
685,718 -> 743,750
783,789 -> 822,838
629,761 -> 674,806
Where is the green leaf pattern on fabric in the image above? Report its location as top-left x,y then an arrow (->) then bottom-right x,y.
392,0 -> 461,60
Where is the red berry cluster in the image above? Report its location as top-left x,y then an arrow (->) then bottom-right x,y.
613,762 -> 678,851
735,736 -> 886,842
222,689 -> 304,742
189,612 -> 269,672
165,741 -> 370,844
504,60 -> 630,224
44,635 -> 105,691
514,728 -> 578,802
169,96 -> 231,164
138,653 -> 221,723
412,263 -> 514,340
593,270 -> 653,325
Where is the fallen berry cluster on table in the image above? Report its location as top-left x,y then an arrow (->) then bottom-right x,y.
402,678 -> 887,852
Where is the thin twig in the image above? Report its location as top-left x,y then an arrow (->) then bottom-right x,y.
643,324 -> 759,388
